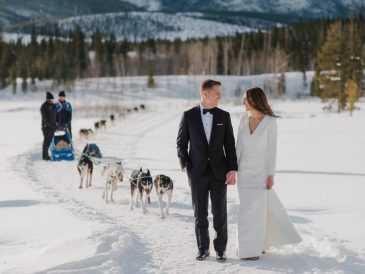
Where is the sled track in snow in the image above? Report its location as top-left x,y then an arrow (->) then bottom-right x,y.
10,109 -> 180,274
11,107 -> 365,274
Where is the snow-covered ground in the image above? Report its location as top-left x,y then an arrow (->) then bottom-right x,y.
0,74 -> 364,273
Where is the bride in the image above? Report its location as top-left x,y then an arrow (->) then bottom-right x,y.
236,87 -> 302,260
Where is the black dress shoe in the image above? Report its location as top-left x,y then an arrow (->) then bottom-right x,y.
241,256 -> 260,261
196,250 -> 210,261
216,251 -> 226,262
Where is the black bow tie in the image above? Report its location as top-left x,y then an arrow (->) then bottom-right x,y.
203,108 -> 215,115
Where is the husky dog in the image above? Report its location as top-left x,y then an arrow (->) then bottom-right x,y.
102,162 -> 124,204
154,175 -> 173,219
79,128 -> 94,139
94,121 -> 100,133
77,154 -> 93,189
129,168 -> 153,214
100,120 -> 107,132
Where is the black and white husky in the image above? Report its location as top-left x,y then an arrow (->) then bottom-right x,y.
102,162 -> 124,204
154,175 -> 173,219
77,154 -> 93,189
129,168 -> 153,214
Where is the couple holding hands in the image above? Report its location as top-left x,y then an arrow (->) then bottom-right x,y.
177,79 -> 302,262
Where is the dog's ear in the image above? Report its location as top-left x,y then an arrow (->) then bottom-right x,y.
147,169 -> 150,175
139,167 -> 142,172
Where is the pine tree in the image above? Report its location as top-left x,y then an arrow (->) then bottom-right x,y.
345,79 -> 359,116
173,38 -> 181,54
216,38 -> 224,75
30,65 -> 37,85
106,33 -> 117,76
277,73 -> 286,96
30,23 -> 37,47
147,68 -> 155,88
20,65 -> 28,92
10,64 -> 17,93
147,38 -> 156,55
72,26 -> 87,78
92,29 -> 105,76
119,38 -> 129,58
0,45 -> 10,88
342,11 -> 364,102
313,16 -> 364,113
53,23 -> 60,39
315,22 -> 346,112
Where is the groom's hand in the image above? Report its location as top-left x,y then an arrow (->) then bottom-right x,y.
225,171 -> 237,185
266,175 -> 274,189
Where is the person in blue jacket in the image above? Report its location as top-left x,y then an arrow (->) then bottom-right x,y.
56,90 -> 72,136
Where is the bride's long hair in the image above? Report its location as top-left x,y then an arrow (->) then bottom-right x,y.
245,87 -> 279,117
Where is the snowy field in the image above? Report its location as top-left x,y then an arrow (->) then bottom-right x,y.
0,74 -> 364,273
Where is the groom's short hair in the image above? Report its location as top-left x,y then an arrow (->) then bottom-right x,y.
200,79 -> 221,92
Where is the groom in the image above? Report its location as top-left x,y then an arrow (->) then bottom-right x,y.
177,79 -> 237,262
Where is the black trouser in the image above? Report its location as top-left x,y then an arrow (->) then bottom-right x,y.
189,164 -> 227,253
42,128 -> 54,159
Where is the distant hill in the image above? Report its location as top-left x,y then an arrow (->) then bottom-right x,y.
1,0 -> 363,41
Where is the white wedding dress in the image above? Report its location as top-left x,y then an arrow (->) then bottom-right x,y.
236,113 -> 302,258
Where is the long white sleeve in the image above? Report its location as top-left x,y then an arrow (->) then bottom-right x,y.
267,118 -> 278,176
236,114 -> 245,166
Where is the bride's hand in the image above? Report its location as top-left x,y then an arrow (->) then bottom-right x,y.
266,176 -> 274,189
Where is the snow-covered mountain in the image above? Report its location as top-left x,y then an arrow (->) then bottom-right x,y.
126,0 -> 364,17
56,12 -> 252,41
1,0 -> 363,41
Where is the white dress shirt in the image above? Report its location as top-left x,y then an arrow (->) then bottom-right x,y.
200,103 -> 213,143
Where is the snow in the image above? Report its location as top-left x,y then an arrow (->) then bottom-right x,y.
223,0 -> 310,12
0,73 -> 365,273
2,33 -> 57,44
56,12 -> 252,42
119,0 -> 161,11
2,10 -> 252,43
0,102 -> 97,273
212,0 -> 361,14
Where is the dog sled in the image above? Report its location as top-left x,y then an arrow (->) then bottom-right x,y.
50,128 -> 75,161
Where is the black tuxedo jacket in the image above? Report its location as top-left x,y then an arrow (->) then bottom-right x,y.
177,105 -> 238,179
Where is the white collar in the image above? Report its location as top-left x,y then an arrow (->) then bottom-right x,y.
199,102 -> 213,115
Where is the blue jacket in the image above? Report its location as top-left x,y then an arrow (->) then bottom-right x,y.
56,101 -> 72,128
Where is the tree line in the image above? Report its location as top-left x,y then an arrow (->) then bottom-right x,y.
0,12 -> 364,112
311,13 -> 364,113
